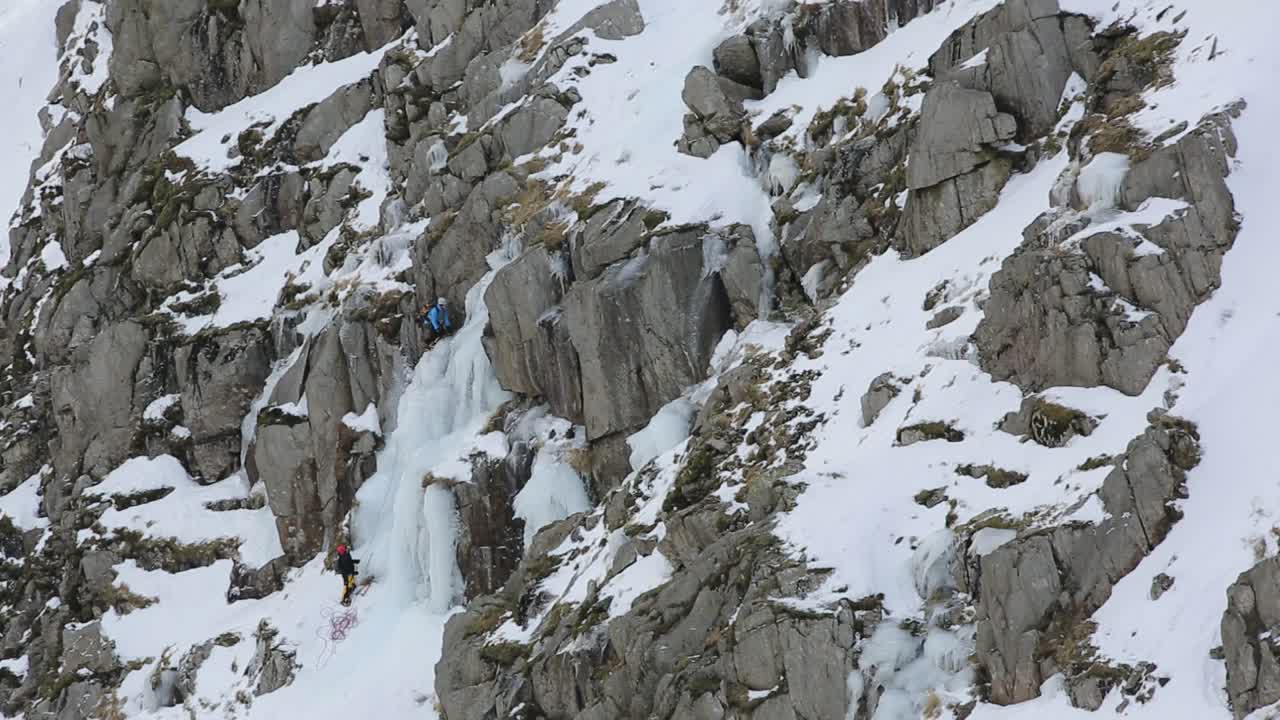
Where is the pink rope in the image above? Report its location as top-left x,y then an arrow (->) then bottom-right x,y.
315,606 -> 359,668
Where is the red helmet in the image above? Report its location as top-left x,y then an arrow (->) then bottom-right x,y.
337,545 -> 348,554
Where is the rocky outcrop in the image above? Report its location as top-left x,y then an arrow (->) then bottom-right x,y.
177,326 -> 273,483
436,326 -> 852,720
894,82 -> 1015,257
973,415 -> 1200,704
251,309 -> 393,562
247,621 -> 296,696
745,0 -> 940,94
49,322 -> 149,480
1223,555 -> 1280,717
484,246 -> 584,424
860,372 -> 904,427
107,0 -> 318,112
677,67 -> 762,159
455,445 -> 535,600
975,107 -> 1240,395
565,227 -> 733,454
779,124 -> 911,300
896,0 -> 1101,256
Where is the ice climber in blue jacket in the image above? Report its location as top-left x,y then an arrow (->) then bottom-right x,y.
422,297 -> 454,338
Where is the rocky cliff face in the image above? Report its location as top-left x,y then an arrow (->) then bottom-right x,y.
0,0 -> 1276,719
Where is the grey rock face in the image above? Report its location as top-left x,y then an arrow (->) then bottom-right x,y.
570,199 -> 653,282
1224,556 -> 1280,717
894,82 -> 1015,257
49,321 -> 148,479
749,0 -> 939,93
976,417 -> 1200,704
565,228 -> 733,441
255,418 -> 320,560
906,83 -> 1017,191
485,246 -> 584,424
498,96 -> 570,161
60,622 -> 117,675
251,306 -> 395,563
716,225 -> 765,328
107,0 -> 318,112
930,0 -> 1096,138
781,127 -> 910,299
455,446 -> 534,600
805,0 -> 937,58
418,172 -> 520,307
896,0 -> 1102,256
975,109 -> 1239,395
354,0 -> 409,49
176,326 -> 274,483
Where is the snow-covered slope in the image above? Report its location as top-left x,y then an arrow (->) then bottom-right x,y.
2,0 -> 1280,719
0,0 -> 61,269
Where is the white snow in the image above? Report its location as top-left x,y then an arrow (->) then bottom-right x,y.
60,1 -> 113,97
177,47 -> 394,173
312,110 -> 391,230
0,0 -> 58,247
0,470 -> 48,531
144,394 -> 181,422
0,656 -> 27,677
342,403 -> 383,436
85,456 -> 282,568
540,0 -> 778,257
626,397 -> 697,471
969,527 -> 1017,557
513,443 -> 592,547
961,48 -> 990,69
164,230 -> 323,334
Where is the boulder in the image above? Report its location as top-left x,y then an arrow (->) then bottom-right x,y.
679,67 -> 762,147
712,35 -> 762,90
860,372 -> 902,427
930,0 -> 1099,138
248,621 -> 297,696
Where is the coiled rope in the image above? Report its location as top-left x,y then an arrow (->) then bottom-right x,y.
315,605 -> 359,669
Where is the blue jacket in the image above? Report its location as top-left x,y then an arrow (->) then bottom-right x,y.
427,305 -> 452,333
